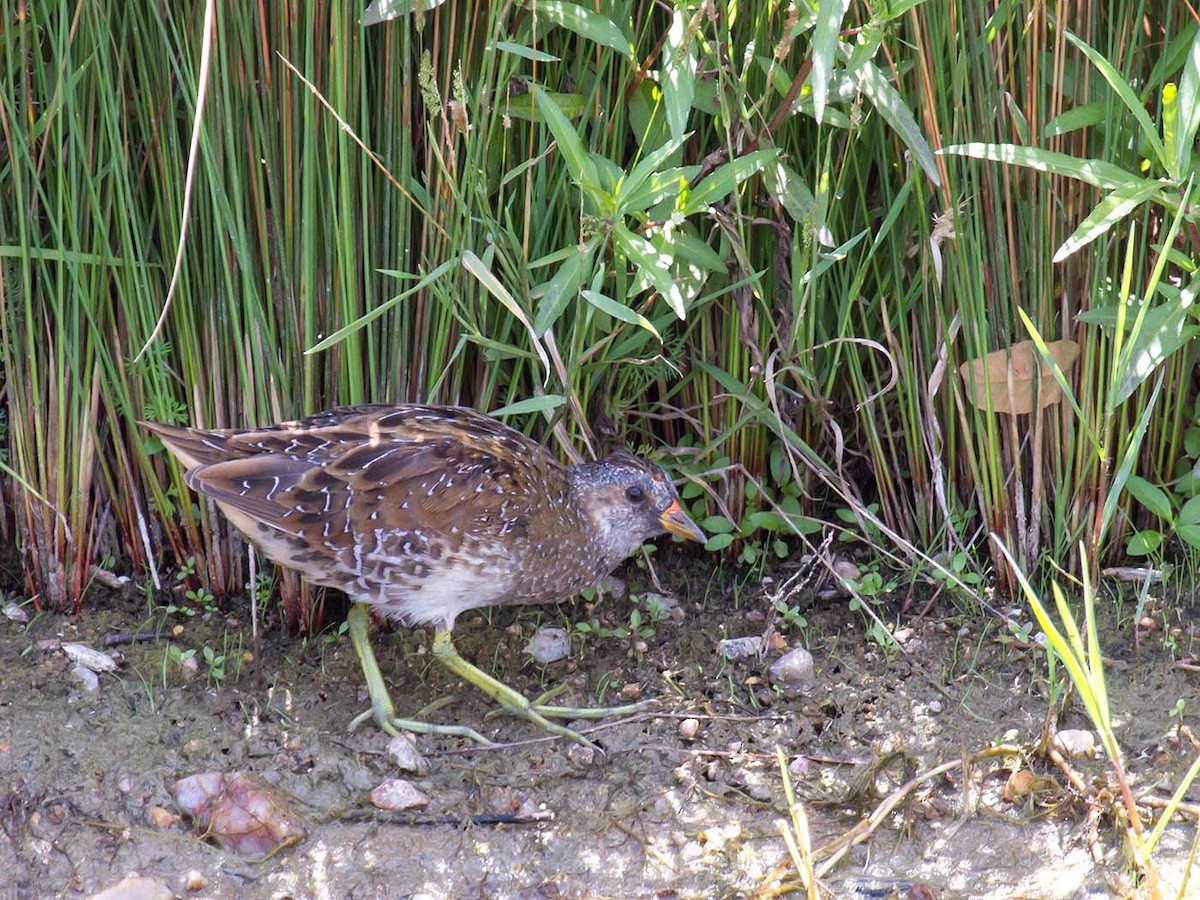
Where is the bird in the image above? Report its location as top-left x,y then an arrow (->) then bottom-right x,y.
142,404 -> 706,746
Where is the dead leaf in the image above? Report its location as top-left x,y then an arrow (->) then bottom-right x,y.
958,339 -> 1080,414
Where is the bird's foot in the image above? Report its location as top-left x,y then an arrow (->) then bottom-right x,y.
348,692 -> 495,745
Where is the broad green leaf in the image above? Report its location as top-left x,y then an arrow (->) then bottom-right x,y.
361,0 -> 446,25
617,136 -> 688,209
1043,101 -> 1106,138
493,41 -> 560,63
1126,530 -> 1164,556
612,223 -> 686,319
762,160 -> 817,224
581,289 -> 661,339
810,0 -> 851,124
1180,494 -> 1200,526
532,241 -> 595,334
702,515 -> 736,534
857,60 -> 941,186
1005,93 -> 1030,145
679,148 -> 779,215
1112,286 -> 1199,405
939,143 -> 1142,190
1125,475 -> 1173,520
528,85 -> 601,202
669,228 -> 725,272
705,533 -> 734,552
1176,27 -> 1200,178
489,394 -> 565,417
745,511 -> 785,532
1053,179 -> 1165,262
662,7 -> 698,142
625,166 -> 699,216
1178,524 -> 1200,550
503,90 -> 586,123
1186,425 -> 1200,458
531,1 -> 633,58
1063,29 -> 1168,171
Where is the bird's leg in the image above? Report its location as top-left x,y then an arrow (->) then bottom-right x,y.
431,626 -> 649,749
345,603 -> 493,745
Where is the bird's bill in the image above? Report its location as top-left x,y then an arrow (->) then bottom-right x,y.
659,499 -> 707,543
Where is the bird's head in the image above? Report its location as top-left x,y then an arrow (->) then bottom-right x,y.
569,450 -> 706,562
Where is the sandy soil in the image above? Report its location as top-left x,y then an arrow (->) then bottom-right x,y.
2,554 -> 1199,899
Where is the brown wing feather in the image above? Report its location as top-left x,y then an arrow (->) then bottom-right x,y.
147,405 -> 564,547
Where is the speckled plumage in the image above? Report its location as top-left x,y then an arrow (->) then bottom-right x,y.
143,404 -> 705,630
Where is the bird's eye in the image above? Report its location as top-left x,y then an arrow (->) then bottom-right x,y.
626,485 -> 646,504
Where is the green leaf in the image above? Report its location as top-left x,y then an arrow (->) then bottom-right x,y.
746,511 -> 785,532
1101,375 -> 1163,540
531,1 -> 633,58
489,394 -> 565,417
1125,475 -> 1173,520
1126,530 -> 1164,556
529,84 -> 601,201
532,241 -> 596,334
611,223 -> 686,319
762,160 -> 817,224
857,59 -> 941,186
1063,29 -> 1168,172
617,136 -> 689,210
493,41 -> 560,63
1175,27 -> 1200,178
580,289 -> 661,339
662,7 -> 698,142
704,533 -> 734,552
461,250 -> 551,380
679,148 -> 779,216
622,166 -> 697,216
939,143 -> 1142,190
1112,285 -> 1200,406
1180,494 -> 1200,526
1052,179 -> 1165,263
1178,523 -> 1200,550
701,515 -> 736,534
810,0 -> 851,124
1185,425 -> 1200,458
1042,101 -> 1107,138
361,0 -> 446,25
502,90 -> 586,122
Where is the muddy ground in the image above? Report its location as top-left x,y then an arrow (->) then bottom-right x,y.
2,552 -> 1199,899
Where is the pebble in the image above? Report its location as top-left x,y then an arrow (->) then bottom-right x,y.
62,642 -> 118,673
4,602 -> 28,624
524,626 -> 570,664
386,734 -> 429,775
718,636 -> 764,660
370,778 -> 430,812
640,592 -> 684,621
598,575 -> 627,600
678,718 -> 700,740
184,870 -> 207,891
832,557 -> 861,582
71,663 -> 100,692
1053,729 -> 1098,758
787,756 -> 810,778
567,744 -> 596,767
87,876 -> 173,900
147,805 -> 179,829
769,648 -> 815,688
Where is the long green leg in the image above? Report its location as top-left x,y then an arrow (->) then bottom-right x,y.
345,603 -> 492,744
430,627 -> 649,749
